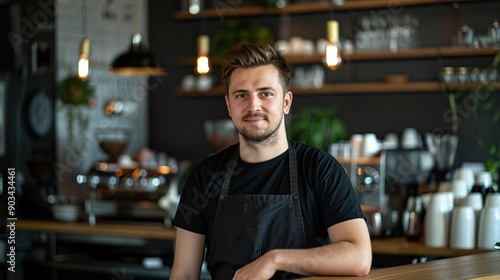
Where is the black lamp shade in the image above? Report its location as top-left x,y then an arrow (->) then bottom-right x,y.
108,33 -> 165,76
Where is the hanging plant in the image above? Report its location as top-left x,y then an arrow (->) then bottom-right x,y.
59,75 -> 94,105
58,74 -> 96,145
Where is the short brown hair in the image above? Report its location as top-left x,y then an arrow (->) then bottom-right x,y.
222,43 -> 291,94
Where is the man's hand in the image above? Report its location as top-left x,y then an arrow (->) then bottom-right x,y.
232,250 -> 278,280
232,219 -> 371,279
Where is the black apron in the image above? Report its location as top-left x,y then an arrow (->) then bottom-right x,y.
207,143 -> 308,279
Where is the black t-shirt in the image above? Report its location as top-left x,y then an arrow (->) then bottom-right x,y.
173,141 -> 365,248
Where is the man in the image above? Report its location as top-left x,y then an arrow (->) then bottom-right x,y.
171,43 -> 371,280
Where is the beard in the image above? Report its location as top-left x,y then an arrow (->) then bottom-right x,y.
237,112 -> 283,144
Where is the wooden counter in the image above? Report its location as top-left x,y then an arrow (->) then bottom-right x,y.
16,219 -> 176,240
370,236 -> 489,257
17,220 -> 489,257
303,251 -> 500,280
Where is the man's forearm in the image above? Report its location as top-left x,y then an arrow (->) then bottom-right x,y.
271,241 -> 371,276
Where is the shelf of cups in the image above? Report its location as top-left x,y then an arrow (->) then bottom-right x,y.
175,81 -> 500,96
173,0 -> 475,20
442,83 -> 500,91
175,48 -> 499,67
175,82 -> 442,97
174,47 -> 498,96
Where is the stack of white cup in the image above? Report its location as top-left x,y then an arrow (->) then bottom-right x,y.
477,193 -> 500,250
424,192 -> 453,248
426,167 -> 499,250
449,205 -> 476,249
453,167 -> 475,192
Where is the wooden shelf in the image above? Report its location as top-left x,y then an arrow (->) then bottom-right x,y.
176,82 -> 442,96
292,82 -> 442,94
173,1 -> 499,97
176,82 -> 500,96
175,48 -> 500,66
174,0 -> 475,20
176,85 -> 225,97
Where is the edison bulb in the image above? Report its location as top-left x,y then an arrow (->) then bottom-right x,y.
78,38 -> 91,80
323,42 -> 342,71
78,55 -> 90,79
195,35 -> 211,75
322,20 -> 342,71
196,55 -> 211,75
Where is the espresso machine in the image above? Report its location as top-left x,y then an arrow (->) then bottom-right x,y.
76,129 -> 179,226
76,160 -> 176,226
342,149 -> 432,237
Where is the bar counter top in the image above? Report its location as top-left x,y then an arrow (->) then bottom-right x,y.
303,251 -> 500,280
16,219 -> 491,257
16,219 -> 176,240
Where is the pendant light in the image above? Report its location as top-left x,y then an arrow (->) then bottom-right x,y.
322,0 -> 343,71
108,33 -> 165,76
322,20 -> 342,71
194,35 -> 211,75
77,0 -> 90,80
78,38 -> 91,80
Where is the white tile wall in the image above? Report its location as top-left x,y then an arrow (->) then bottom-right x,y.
55,0 -> 149,197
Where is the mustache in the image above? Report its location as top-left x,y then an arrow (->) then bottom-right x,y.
242,113 -> 268,120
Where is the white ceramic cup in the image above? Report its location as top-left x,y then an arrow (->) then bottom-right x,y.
451,179 -> 469,205
196,75 -> 214,91
477,205 -> 500,250
275,40 -> 290,54
424,192 -> 453,248
181,74 -> 196,90
463,192 -> 484,236
302,39 -> 315,55
484,193 -> 500,208
475,171 -> 493,187
463,192 -> 484,211
350,134 -> 363,158
316,38 -> 329,55
401,127 -> 421,149
383,133 -> 399,150
453,167 -> 475,192
449,205 -> 476,249
362,133 -> 379,157
289,36 -> 304,55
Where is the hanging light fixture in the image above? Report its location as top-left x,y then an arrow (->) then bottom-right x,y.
77,0 -> 90,80
322,20 -> 343,71
78,38 -> 91,80
108,33 -> 165,76
194,35 -> 211,75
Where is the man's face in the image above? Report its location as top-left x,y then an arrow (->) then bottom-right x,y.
225,64 -> 292,143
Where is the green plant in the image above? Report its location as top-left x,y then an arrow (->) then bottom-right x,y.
58,74 -> 95,144
445,52 -> 500,184
289,106 -> 347,151
58,75 -> 94,105
213,19 -> 274,64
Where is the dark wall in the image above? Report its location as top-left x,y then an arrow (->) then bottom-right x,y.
147,1 -> 500,169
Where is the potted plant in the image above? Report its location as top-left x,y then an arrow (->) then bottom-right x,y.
213,19 -> 275,64
58,74 -> 96,144
289,106 -> 347,151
